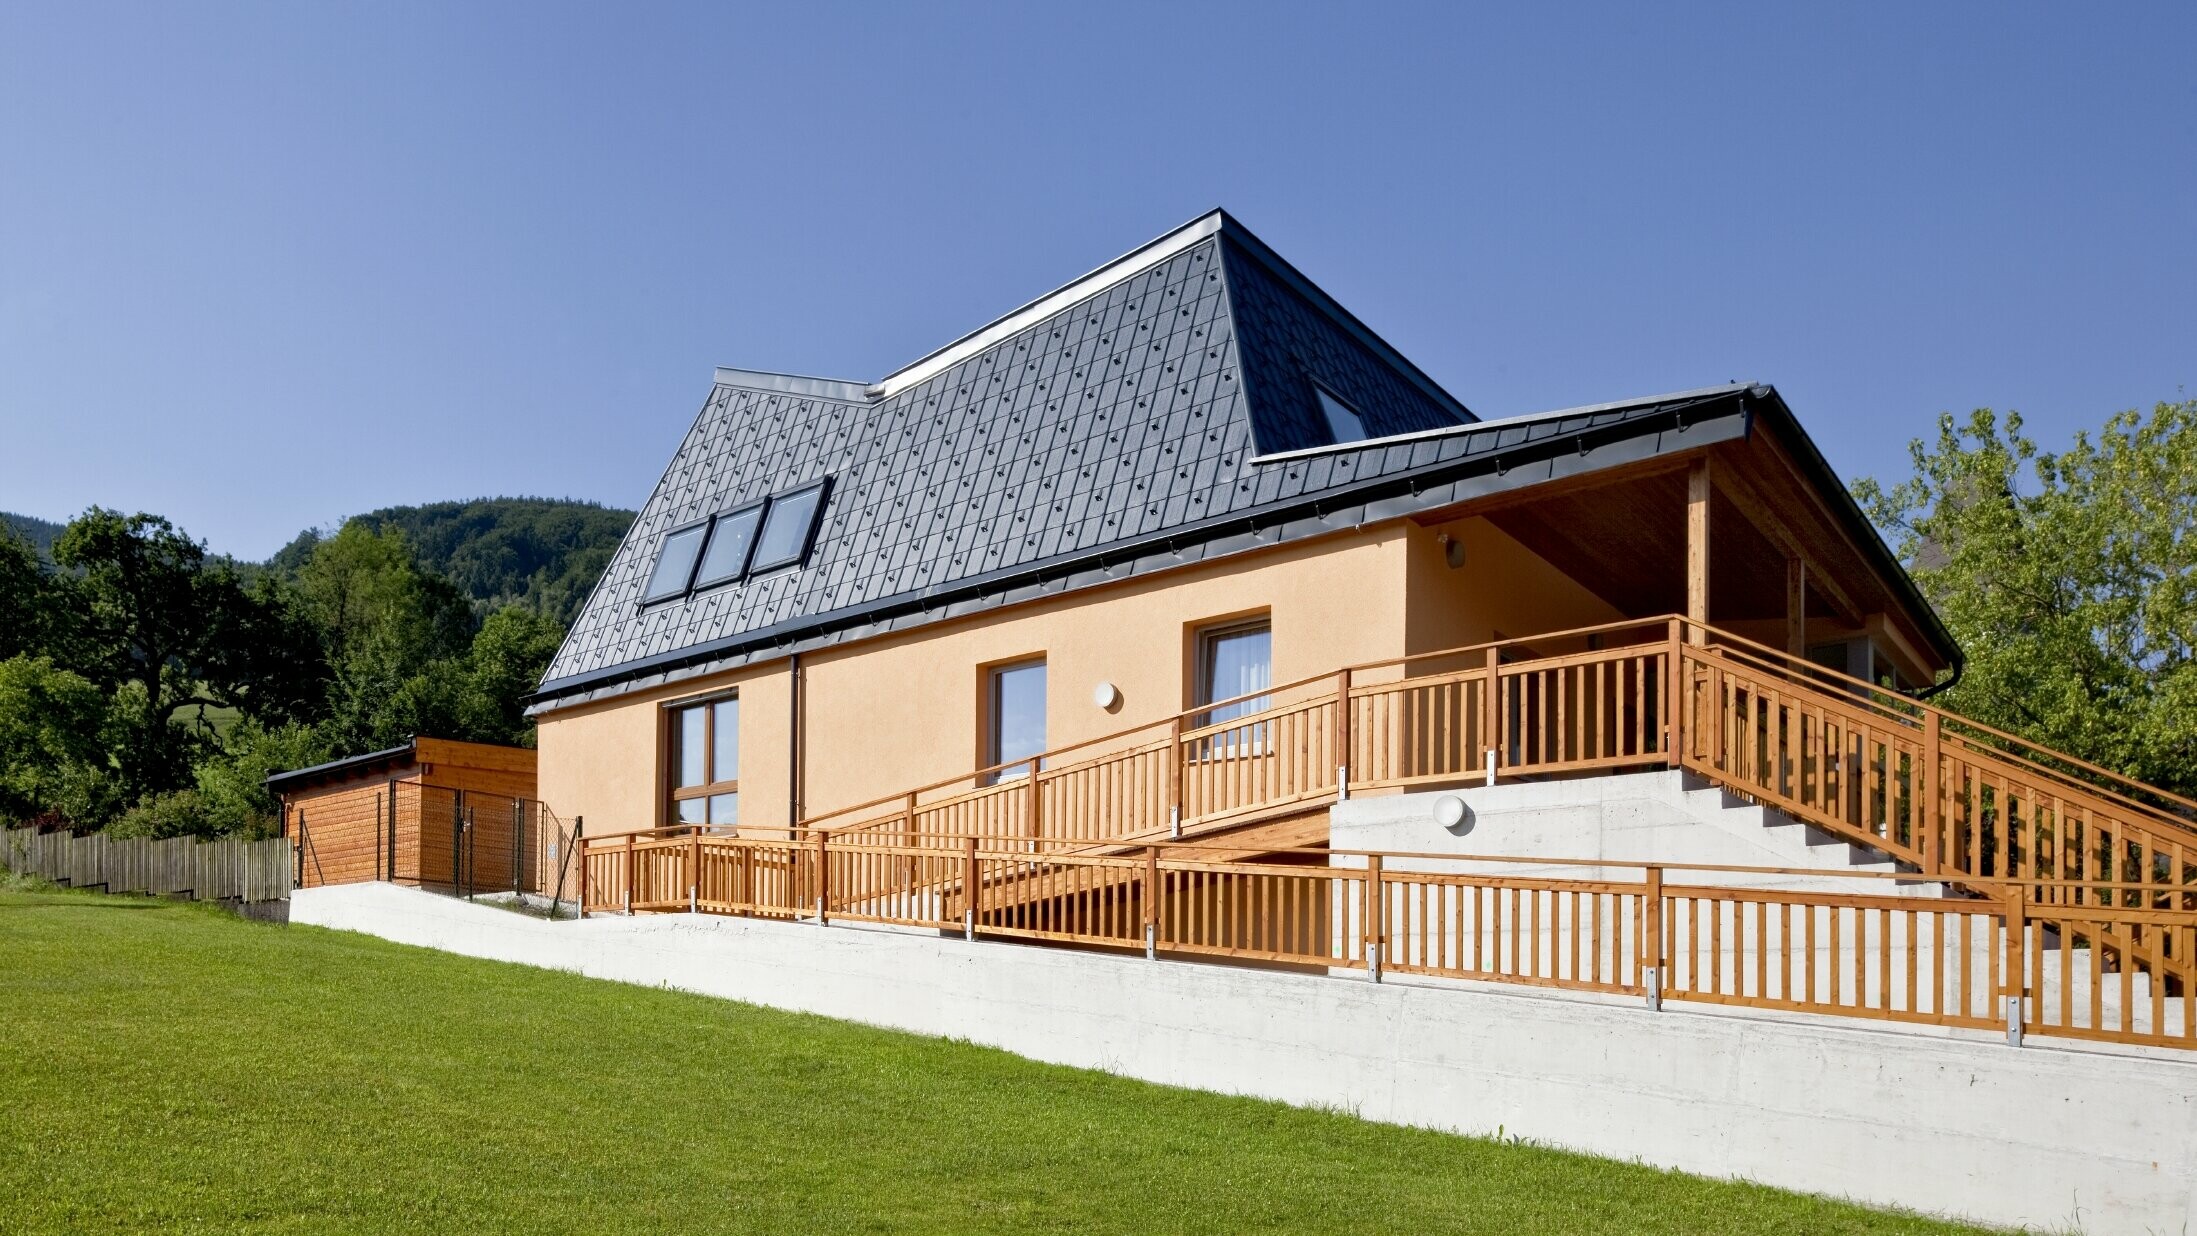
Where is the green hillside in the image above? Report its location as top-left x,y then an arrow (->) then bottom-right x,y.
270,497 -> 632,626
1,512 -> 63,558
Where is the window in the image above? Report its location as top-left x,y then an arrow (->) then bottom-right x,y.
642,522 -> 708,603
1312,381 -> 1366,444
986,659 -> 1046,780
667,696 -> 739,829
750,479 -> 830,573
1196,619 -> 1271,726
693,503 -> 763,591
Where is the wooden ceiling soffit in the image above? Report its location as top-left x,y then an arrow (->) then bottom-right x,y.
1706,451 -> 1866,627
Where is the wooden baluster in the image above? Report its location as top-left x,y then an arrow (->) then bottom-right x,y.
1665,619 -> 1684,763
1167,716 -> 1184,836
623,833 -> 635,915
1028,767 -> 1043,848
1916,711 -> 1941,877
1366,854 -> 1385,982
2002,881 -> 2027,1044
963,833 -> 982,935
1144,845 -> 1160,959
1484,647 -> 1502,779
815,828 -> 831,923
1334,670 -> 1352,797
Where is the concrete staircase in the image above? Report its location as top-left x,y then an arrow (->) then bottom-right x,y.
1329,769 -> 1940,894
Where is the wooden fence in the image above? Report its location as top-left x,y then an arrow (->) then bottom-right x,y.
577,828 -> 2197,1053
1,828 -> 292,903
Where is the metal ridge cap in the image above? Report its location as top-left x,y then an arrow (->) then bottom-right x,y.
869,211 -> 1229,400
711,367 -> 877,402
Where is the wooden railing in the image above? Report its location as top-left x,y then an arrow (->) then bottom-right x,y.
806,618 -> 1677,854
574,613 -> 2197,1046
574,830 -> 2197,1051
794,616 -> 2197,921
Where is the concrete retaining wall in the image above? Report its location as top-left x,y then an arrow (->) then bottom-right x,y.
295,882 -> 2197,1234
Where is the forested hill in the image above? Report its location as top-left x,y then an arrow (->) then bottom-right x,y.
1,512 -> 63,558
269,497 -> 633,626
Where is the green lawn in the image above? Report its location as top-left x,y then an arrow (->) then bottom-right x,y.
0,887 -> 1988,1234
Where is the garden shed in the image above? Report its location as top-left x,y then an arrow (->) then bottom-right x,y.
268,737 -> 562,896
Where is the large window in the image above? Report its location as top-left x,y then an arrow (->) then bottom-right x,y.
986,659 -> 1046,780
668,695 -> 739,829
1196,619 -> 1271,726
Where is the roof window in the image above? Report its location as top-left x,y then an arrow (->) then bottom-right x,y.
640,478 -> 833,607
642,522 -> 707,603
750,479 -> 830,573
692,503 -> 763,590
1312,381 -> 1366,444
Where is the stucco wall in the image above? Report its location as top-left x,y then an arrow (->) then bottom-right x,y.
539,523 -> 1415,834
538,515 -> 1667,838
296,881 -> 2197,1235
1403,516 -> 1625,659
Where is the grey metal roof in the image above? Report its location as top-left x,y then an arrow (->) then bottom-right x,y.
533,212 -> 1769,709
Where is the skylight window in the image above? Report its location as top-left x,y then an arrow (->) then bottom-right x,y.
642,522 -> 707,603
749,480 -> 830,573
692,503 -> 763,591
1312,381 -> 1366,444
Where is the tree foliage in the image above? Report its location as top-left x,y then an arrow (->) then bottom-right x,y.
1,506 -> 575,836
270,497 -> 630,625
1856,399 -> 2197,798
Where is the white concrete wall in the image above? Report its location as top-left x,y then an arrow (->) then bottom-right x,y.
296,882 -> 2197,1234
1335,770 -> 1928,892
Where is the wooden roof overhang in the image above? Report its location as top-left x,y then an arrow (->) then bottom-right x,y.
1410,390 -> 1956,683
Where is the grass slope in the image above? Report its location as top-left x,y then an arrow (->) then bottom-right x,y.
0,889 -> 1983,1234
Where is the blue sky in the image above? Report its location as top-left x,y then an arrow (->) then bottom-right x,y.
2,2 -> 2191,559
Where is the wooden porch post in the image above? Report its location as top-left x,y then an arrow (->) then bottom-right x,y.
1786,554 -> 1807,661
1686,456 -> 1712,644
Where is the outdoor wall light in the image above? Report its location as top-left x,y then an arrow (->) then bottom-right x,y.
1438,532 -> 1466,570
1092,681 -> 1122,711
1432,794 -> 1471,834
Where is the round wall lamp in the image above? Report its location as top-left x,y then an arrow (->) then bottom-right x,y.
1092,681 -> 1123,712
1432,794 -> 1471,833
1438,532 -> 1467,571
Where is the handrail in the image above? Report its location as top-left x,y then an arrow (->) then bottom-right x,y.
570,828 -> 2197,1052
581,823 -> 2197,900
614,612 -> 2197,902
799,618 -> 1669,832
1673,617 -> 2197,819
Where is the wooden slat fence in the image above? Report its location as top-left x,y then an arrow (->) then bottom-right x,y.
1,828 -> 292,902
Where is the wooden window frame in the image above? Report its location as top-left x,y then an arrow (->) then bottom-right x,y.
1189,615 -> 1273,759
664,693 -> 740,828
1193,615 -> 1272,717
982,656 -> 1047,783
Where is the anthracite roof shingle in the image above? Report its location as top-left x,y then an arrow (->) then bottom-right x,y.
532,211 -> 1779,708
